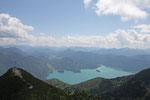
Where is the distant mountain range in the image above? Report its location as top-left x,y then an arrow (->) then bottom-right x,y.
24,47 -> 150,72
0,46 -> 150,80
0,47 -> 51,79
46,67 -> 150,100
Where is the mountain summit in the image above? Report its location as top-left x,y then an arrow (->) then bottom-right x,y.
11,67 -> 23,78
0,67 -> 70,100
0,67 -> 99,100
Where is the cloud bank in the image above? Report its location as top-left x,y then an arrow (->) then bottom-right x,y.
59,29 -> 150,48
0,13 -> 150,49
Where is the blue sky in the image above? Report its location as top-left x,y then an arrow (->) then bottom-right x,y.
0,0 -> 145,36
0,0 -> 150,48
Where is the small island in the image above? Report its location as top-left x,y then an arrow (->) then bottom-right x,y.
96,69 -> 100,72
58,70 -> 64,73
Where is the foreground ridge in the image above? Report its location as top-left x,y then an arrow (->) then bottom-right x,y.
0,67 -> 99,100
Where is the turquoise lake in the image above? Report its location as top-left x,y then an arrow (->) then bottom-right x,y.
46,65 -> 135,84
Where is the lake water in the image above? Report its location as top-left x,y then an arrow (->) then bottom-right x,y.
46,65 -> 134,84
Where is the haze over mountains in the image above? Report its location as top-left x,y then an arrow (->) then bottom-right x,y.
0,46 -> 150,80
0,47 -> 51,79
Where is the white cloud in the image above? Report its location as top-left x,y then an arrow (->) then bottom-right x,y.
95,0 -> 150,21
58,29 -> 150,48
40,33 -> 45,35
0,13 -> 56,46
132,24 -> 150,33
0,13 -> 35,41
0,13 -> 150,49
83,0 -> 92,8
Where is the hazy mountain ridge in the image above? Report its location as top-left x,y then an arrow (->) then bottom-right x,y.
1,46 -> 150,80
92,48 -> 150,56
26,47 -> 150,72
0,47 -> 52,79
0,47 -> 25,55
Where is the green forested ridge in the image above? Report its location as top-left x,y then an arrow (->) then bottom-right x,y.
0,67 -> 100,100
45,78 -> 70,90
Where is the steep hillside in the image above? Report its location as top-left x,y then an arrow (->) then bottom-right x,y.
101,68 -> 150,100
45,78 -> 70,89
0,67 -> 100,100
0,67 -> 70,100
